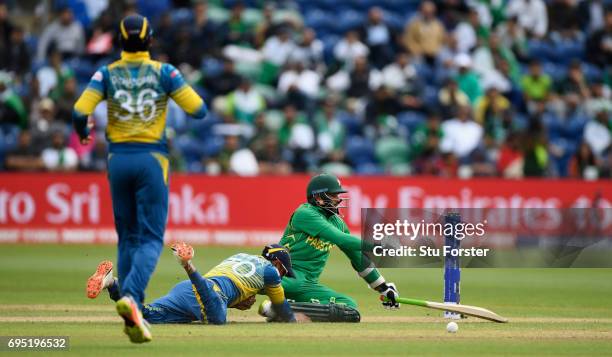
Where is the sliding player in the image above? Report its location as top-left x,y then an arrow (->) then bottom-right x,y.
74,14 -> 208,343
262,173 -> 400,322
86,243 -> 296,340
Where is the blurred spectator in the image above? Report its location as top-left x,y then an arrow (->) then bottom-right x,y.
0,72 -> 27,128
41,131 -> 78,172
86,13 -> 115,58
192,1 -> 219,57
403,1 -> 447,65
472,0 -> 506,29
472,33 -> 518,92
220,2 -> 252,46
411,112 -> 443,160
523,121 -> 549,177
583,110 -> 611,158
254,4 -> 278,48
346,56 -> 377,100
1,26 -> 30,77
569,142 -> 601,179
360,7 -> 394,69
255,134 -> 292,175
475,85 -> 511,143
439,105 -> 483,159
470,148 -> 497,177
4,130 -> 44,171
278,104 -> 306,146
556,60 -> 591,99
334,30 -> 369,69
496,16 -> 528,62
453,8 -> 485,54
55,76 -> 79,123
30,98 -> 66,151
454,53 -> 483,105
261,27 -> 295,83
586,10 -> 612,68
262,27 -> 296,67
230,147 -> 259,176
226,79 -> 266,124
315,99 -> 346,155
497,132 -> 524,178
248,112 -> 272,153
279,104 -> 315,172
584,80 -> 612,117
438,78 -> 470,118
36,50 -> 73,98
215,135 -> 258,175
206,58 -> 242,97
380,52 -> 419,93
170,25 -> 200,67
0,2 -> 12,52
548,0 -> 580,41
436,35 -> 463,71
277,61 -> 320,111
36,7 -> 85,61
521,60 -> 552,105
506,0 -> 548,38
152,12 -> 176,56
79,139 -> 108,172
364,87 -> 401,136
290,28 -> 323,67
578,0 -> 607,34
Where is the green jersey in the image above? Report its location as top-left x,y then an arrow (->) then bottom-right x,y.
279,203 -> 383,288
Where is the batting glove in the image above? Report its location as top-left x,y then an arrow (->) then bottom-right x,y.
376,282 -> 400,309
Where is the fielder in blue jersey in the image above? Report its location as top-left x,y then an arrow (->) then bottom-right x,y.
86,243 -> 296,327
76,14 -> 208,343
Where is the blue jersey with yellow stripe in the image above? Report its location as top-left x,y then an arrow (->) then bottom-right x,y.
73,51 -> 207,153
205,253 -> 286,307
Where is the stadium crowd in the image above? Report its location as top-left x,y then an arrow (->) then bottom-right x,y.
0,0 -> 610,178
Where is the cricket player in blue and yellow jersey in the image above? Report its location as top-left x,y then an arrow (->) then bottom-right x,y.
86,243 -> 296,328
76,14 -> 208,343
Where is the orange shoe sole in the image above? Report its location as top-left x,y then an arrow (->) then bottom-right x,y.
86,260 -> 113,299
171,242 -> 194,262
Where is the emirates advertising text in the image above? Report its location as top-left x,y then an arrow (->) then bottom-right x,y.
361,208 -> 612,268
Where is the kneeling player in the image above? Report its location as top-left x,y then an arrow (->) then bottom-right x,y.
86,243 -> 296,341
262,173 -> 400,323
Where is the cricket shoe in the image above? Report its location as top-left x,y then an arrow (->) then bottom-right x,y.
116,296 -> 152,343
86,260 -> 114,299
171,242 -> 194,265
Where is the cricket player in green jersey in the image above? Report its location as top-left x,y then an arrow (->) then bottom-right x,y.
262,173 -> 400,322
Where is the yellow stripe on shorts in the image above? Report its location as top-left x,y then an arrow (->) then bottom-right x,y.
151,152 -> 169,185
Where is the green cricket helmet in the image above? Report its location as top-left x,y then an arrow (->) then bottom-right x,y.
306,173 -> 349,215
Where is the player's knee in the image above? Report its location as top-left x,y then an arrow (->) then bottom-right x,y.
331,295 -> 358,309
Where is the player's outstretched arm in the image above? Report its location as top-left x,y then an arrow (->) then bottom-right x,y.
335,221 -> 401,310
171,242 -> 197,275
263,265 -> 296,322
162,64 -> 208,119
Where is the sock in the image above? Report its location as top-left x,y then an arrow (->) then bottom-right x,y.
107,278 -> 121,302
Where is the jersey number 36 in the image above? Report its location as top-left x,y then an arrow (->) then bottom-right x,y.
114,89 -> 159,122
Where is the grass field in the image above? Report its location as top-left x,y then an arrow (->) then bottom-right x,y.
1,244 -> 611,356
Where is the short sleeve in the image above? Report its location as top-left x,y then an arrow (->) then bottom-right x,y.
161,63 -> 188,94
263,264 -> 281,286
